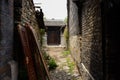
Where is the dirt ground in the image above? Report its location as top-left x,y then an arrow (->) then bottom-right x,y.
44,46 -> 82,80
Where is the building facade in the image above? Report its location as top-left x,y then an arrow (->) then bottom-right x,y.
68,0 -> 120,80
0,0 -> 43,80
44,19 -> 66,47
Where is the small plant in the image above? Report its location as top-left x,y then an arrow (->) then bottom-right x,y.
42,50 -> 57,70
66,58 -> 75,73
40,29 -> 45,35
42,51 -> 50,60
48,58 -> 58,70
39,29 -> 45,46
62,50 -> 70,56
63,27 -> 69,49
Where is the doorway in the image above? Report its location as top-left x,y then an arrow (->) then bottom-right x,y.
47,27 -> 60,45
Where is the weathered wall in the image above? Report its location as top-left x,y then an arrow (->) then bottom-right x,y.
14,0 -> 39,31
14,0 -> 40,57
22,0 -> 39,29
0,0 -> 14,80
80,0 -> 102,80
23,0 -> 40,42
68,0 -> 81,66
68,0 -> 103,80
61,34 -> 66,47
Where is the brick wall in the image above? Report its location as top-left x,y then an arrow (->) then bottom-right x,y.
0,0 -> 14,80
68,0 -> 103,80
80,0 -> 103,80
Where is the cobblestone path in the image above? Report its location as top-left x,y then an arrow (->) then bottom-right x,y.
44,46 -> 82,80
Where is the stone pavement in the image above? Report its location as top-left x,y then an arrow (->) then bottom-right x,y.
44,46 -> 82,80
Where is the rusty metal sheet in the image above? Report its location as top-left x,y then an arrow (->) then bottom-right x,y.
17,24 -> 50,80
17,25 -> 37,80
24,24 -> 50,80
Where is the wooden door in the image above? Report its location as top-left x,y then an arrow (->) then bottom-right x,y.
47,27 -> 60,45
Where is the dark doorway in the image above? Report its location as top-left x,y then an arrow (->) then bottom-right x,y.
47,27 -> 60,45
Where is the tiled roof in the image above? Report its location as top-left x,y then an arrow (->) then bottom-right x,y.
44,19 -> 66,27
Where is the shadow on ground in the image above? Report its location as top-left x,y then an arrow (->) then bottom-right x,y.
49,69 -> 81,80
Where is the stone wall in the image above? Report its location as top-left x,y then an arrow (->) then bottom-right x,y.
14,0 -> 40,56
61,34 -> 66,47
68,0 -> 81,66
21,0 -> 40,42
14,0 -> 39,31
0,0 -> 14,80
80,0 -> 102,80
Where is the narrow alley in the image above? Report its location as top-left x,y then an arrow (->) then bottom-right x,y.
0,0 -> 120,80
44,46 -> 82,80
